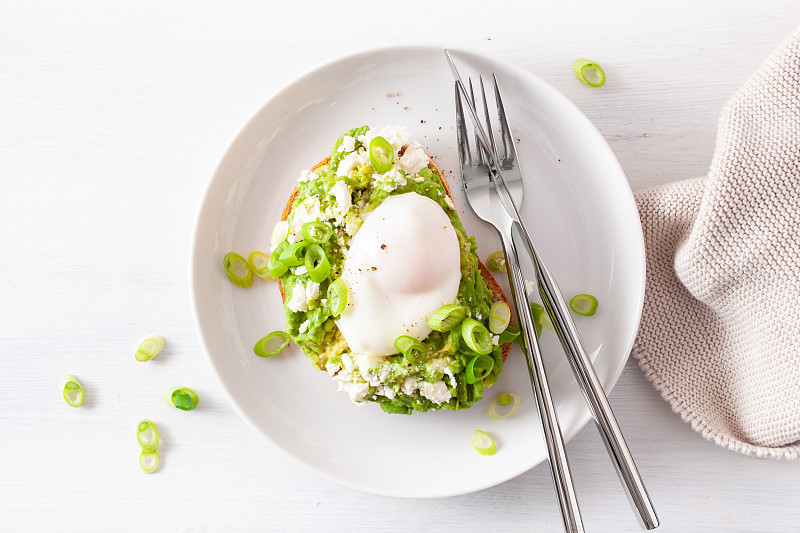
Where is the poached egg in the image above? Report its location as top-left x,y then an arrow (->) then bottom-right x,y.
335,192 -> 461,357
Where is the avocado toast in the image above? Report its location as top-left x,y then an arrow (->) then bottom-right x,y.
272,125 -> 513,414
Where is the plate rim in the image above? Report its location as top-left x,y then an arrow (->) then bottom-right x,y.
189,44 -> 646,498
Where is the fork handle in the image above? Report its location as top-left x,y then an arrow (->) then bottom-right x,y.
531,246 -> 659,530
500,220 -> 584,533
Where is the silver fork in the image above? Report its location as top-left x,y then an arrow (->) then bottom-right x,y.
455,83 -> 585,533
448,52 -> 659,531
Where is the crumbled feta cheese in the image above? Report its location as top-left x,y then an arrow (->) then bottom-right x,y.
401,377 -> 419,396
305,280 -> 320,303
378,385 -> 396,400
287,281 -> 309,312
414,176 -> 425,183
420,381 -> 451,404
337,135 -> 356,153
398,141 -> 429,175
342,353 -> 355,372
288,196 -> 321,243
492,334 -> 500,346
297,169 -> 318,183
299,320 -> 310,334
444,196 -> 456,210
337,380 -> 370,403
444,367 -> 457,388
329,180 -> 352,217
336,152 -> 358,177
358,125 -> 411,156
355,353 -> 384,376
294,265 -> 308,275
427,358 -> 448,374
325,363 -> 340,376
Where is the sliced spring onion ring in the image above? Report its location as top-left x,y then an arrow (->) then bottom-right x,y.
136,419 -> 159,451
135,335 -> 165,362
488,392 -> 522,420
488,301 -> 511,334
248,251 -> 271,279
271,220 -> 289,247
465,354 -> 494,384
327,278 -> 348,316
254,331 -> 290,357
223,252 -> 253,288
394,335 -> 427,364
570,293 -> 598,316
428,304 -> 467,332
369,136 -> 394,173
573,58 -> 606,87
301,222 -> 333,244
139,449 -> 159,474
279,241 -> 309,267
163,387 -> 199,411
471,430 -> 497,456
267,241 -> 289,278
461,318 -> 492,355
304,244 -> 331,283
61,375 -> 84,407
486,251 -> 507,273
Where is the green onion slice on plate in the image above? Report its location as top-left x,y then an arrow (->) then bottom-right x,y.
248,251 -> 271,279
253,331 -> 291,357
327,278 -> 348,316
135,335 -> 165,362
471,430 -> 497,456
488,392 -> 522,420
395,335 -> 427,364
486,251 -> 507,273
488,301 -> 511,334
461,318 -> 493,355
61,375 -> 84,407
139,449 -> 159,474
465,354 -> 494,384
136,419 -> 159,451
164,387 -> 199,411
570,294 -> 598,316
428,304 -> 467,332
271,220 -> 289,247
223,252 -> 253,288
573,58 -> 606,87
369,136 -> 394,173
304,244 -> 331,282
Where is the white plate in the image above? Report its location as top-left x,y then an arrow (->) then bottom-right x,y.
190,46 -> 645,498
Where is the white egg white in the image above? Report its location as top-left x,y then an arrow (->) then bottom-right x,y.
335,192 -> 461,357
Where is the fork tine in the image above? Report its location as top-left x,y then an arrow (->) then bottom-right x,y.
467,78 -> 484,165
479,76 -> 499,160
454,82 -> 472,168
492,73 -> 514,162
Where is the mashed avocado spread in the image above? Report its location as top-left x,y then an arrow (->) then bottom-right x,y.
276,125 -> 506,414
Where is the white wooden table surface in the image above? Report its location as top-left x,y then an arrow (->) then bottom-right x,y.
3,2 -> 800,531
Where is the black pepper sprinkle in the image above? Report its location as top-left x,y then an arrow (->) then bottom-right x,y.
381,244 -> 386,250
371,266 -> 377,271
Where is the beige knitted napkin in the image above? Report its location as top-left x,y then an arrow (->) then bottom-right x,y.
633,29 -> 800,459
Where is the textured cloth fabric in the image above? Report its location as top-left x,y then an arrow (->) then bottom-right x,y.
633,29 -> 800,459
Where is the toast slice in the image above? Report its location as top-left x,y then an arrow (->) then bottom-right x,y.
279,151 -> 513,365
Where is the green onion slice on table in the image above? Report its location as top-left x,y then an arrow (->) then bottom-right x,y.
253,331 -> 291,357
136,419 -> 159,451
61,375 -> 84,407
395,335 -> 427,364
461,318 -> 493,355
139,450 -> 159,474
223,252 -> 253,288
488,392 -> 522,420
486,251 -> 507,273
573,58 -> 606,87
465,354 -> 494,384
471,430 -> 497,456
267,242 -> 289,278
327,278 -> 348,316
135,335 -> 165,362
428,304 -> 467,332
248,251 -> 271,279
488,301 -> 511,334
570,294 -> 598,316
369,136 -> 394,173
164,387 -> 199,411
301,222 -> 333,244
304,244 -> 331,282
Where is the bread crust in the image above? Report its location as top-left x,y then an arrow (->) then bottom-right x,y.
279,152 -> 513,363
